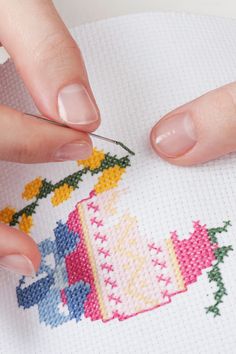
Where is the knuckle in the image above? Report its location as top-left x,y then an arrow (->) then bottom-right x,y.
217,87 -> 236,132
201,86 -> 236,135
12,140 -> 35,163
32,30 -> 79,69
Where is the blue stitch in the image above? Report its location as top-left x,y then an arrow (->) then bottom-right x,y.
38,288 -> 70,327
53,260 -> 68,288
17,274 -> 54,309
54,221 -> 79,259
16,221 -> 90,326
64,281 -> 90,322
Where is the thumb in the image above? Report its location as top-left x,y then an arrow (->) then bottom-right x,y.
0,0 -> 100,132
150,82 -> 236,165
0,224 -> 41,277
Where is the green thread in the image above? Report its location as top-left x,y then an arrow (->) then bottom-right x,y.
9,152 -> 131,227
115,141 -> 135,156
206,221 -> 233,317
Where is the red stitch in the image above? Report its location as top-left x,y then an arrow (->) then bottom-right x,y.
108,294 -> 122,305
152,259 -> 167,269
94,232 -> 107,243
148,243 -> 162,254
104,277 -> 118,289
98,247 -> 110,258
101,263 -> 114,273
90,217 -> 103,228
87,202 -> 99,212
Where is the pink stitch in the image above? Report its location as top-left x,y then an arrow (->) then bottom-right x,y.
171,222 -> 216,286
112,310 -> 120,318
156,274 -> 165,283
94,232 -> 107,243
104,277 -> 118,289
148,243 -> 162,254
161,290 -> 170,299
165,277 -> 171,286
156,274 -> 172,286
101,263 -> 114,273
87,202 -> 99,213
193,220 -> 200,228
108,294 -> 122,305
66,206 -> 102,321
98,248 -> 110,258
90,217 -> 103,228
152,259 -> 167,269
170,231 -> 177,240
60,289 -> 67,305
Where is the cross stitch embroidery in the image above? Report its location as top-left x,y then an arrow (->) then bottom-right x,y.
0,148 -> 233,327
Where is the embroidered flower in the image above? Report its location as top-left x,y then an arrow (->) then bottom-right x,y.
78,148 -> 105,169
19,214 -> 33,234
51,184 -> 74,206
95,166 -> 125,194
0,207 -> 16,224
22,177 -> 43,200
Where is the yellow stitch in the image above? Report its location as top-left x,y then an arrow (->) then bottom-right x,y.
95,166 -> 125,194
51,184 -> 74,206
104,192 -> 119,215
114,214 -> 157,306
22,177 -> 43,200
78,148 -> 105,169
125,257 -> 157,306
78,204 -> 108,319
0,207 -> 16,224
122,263 -> 131,271
19,214 -> 33,235
166,239 -> 185,290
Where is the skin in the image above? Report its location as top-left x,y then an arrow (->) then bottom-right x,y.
0,0 -> 236,274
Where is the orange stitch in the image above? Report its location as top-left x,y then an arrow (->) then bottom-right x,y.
22,177 -> 43,200
95,166 -> 125,194
78,148 -> 105,169
19,214 -> 33,235
51,184 -> 74,206
0,207 -> 16,224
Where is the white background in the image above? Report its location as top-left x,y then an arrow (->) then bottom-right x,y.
1,0 -> 236,63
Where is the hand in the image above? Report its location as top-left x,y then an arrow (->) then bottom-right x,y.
0,0 -> 100,276
151,82 -> 236,165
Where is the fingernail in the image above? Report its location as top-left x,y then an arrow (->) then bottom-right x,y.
58,84 -> 99,125
0,254 -> 35,277
55,141 -> 93,161
151,113 -> 197,157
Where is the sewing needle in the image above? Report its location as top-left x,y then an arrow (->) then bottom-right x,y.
25,113 -> 135,156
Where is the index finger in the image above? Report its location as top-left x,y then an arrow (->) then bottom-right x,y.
0,0 -> 100,132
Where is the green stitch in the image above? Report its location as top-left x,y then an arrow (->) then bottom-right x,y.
89,154 -> 131,175
53,169 -> 87,190
10,201 -> 38,226
206,221 -> 233,317
8,152 -> 131,227
37,179 -> 54,199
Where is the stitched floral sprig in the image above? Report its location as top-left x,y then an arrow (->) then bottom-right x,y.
0,149 -> 131,233
206,221 -> 233,317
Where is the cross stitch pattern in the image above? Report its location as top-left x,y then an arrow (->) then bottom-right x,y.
2,13 -> 236,353
0,149 -> 232,328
